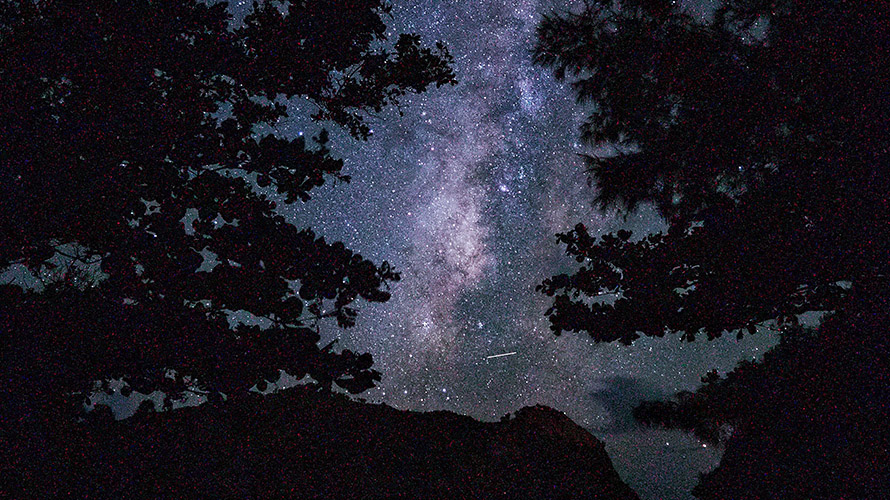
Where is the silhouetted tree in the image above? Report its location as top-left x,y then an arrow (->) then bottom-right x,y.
535,1 -> 889,498
632,324 -> 819,445
535,0 -> 888,344
649,307 -> 886,500
0,0 -> 454,424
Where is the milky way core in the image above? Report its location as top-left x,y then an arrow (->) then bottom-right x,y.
270,1 -> 775,498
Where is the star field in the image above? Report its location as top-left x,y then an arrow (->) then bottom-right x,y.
250,0 -> 774,498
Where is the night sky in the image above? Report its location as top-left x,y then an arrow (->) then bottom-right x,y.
241,1 -> 779,498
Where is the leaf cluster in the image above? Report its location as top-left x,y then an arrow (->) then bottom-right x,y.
0,0 -> 454,415
535,0 -> 890,343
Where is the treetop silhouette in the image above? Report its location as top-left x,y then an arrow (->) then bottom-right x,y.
534,0 -> 889,344
0,0 -> 455,414
534,2 -> 890,496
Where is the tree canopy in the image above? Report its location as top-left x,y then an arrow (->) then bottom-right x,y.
534,1 -> 890,497
0,0 -> 455,420
534,0 -> 889,344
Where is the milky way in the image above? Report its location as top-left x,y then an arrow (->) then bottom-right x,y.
272,0 -> 775,498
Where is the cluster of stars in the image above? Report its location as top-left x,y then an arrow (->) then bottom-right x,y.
262,1 -> 777,498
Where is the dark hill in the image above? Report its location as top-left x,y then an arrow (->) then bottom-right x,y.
7,386 -> 639,499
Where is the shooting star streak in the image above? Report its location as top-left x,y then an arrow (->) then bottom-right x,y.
485,351 -> 517,360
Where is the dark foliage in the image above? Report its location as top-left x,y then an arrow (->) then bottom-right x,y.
633,312 -> 888,443
0,0 -> 454,436
646,301 -> 887,500
534,0 -> 889,344
535,0 -> 890,497
3,384 -> 640,499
